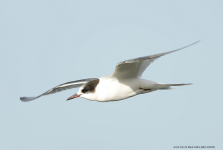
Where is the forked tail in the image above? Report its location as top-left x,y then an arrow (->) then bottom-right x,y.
155,83 -> 192,90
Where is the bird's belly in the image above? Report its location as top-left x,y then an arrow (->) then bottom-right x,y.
87,77 -> 157,102
95,81 -> 137,102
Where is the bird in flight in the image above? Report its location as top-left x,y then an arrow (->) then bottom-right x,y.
20,41 -> 198,102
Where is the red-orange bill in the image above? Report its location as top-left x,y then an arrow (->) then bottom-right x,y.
67,94 -> 80,101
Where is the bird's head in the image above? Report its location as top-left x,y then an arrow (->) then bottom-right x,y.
67,79 -> 99,101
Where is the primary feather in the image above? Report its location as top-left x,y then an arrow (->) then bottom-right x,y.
20,78 -> 97,102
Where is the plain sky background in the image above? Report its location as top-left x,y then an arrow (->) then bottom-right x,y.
0,0 -> 222,150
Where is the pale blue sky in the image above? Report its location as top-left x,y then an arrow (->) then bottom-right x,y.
0,0 -> 222,150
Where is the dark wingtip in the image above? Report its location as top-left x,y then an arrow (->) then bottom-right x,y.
20,97 -> 37,102
192,40 -> 200,45
20,97 -> 26,102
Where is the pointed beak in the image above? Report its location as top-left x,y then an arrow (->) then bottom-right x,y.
67,94 -> 80,101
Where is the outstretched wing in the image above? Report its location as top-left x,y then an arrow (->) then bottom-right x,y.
20,78 -> 98,102
110,41 -> 199,79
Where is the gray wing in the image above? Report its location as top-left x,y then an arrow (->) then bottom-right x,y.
20,78 -> 98,102
110,41 -> 199,78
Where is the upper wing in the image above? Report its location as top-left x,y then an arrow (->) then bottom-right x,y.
20,78 -> 98,102
110,41 -> 199,79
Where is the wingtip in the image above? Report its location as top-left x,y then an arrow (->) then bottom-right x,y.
20,97 -> 29,102
176,41 -> 200,51
20,97 -> 26,101
191,40 -> 200,45
194,40 -> 200,43
20,97 -> 37,102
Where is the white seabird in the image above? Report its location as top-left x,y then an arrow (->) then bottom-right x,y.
20,41 -> 198,102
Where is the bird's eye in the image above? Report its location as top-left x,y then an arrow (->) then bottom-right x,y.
82,88 -> 88,93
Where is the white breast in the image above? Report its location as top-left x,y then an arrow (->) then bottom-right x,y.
84,76 -> 158,102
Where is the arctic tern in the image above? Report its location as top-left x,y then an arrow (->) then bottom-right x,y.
20,41 -> 198,102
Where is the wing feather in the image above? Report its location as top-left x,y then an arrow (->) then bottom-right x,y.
110,41 -> 199,78
20,78 -> 98,102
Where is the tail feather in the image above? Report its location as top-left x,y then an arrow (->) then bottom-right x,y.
155,83 -> 192,90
